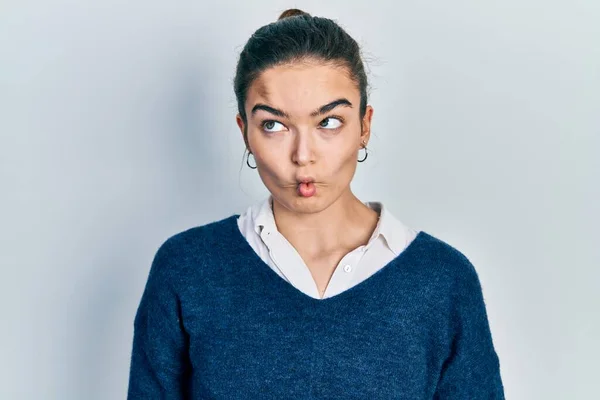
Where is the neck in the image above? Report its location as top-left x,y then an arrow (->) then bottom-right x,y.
271,189 -> 379,257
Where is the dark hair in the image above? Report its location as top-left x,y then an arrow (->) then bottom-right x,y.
233,9 -> 369,139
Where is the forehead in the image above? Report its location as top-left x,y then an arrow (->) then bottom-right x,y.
247,62 -> 359,116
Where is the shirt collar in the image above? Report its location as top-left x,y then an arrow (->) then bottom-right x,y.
253,196 -> 410,255
363,201 -> 410,256
254,196 -> 277,237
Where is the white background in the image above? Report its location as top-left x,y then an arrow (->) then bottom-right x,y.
1,0 -> 598,398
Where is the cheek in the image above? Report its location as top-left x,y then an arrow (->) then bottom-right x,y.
254,144 -> 286,168
253,148 -> 289,186
325,141 -> 358,171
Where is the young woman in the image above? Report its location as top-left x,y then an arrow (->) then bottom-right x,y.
127,9 -> 505,399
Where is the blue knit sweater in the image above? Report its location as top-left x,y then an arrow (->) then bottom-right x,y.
127,214 -> 504,399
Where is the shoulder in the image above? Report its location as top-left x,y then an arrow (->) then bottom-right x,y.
160,214 -> 238,250
411,231 -> 483,291
148,214 -> 239,281
403,232 -> 492,328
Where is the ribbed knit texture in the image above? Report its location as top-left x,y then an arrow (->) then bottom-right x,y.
127,214 -> 504,399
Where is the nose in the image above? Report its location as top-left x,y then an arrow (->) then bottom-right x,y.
291,130 -> 315,166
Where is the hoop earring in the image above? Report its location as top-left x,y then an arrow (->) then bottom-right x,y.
358,145 -> 368,163
246,151 -> 257,169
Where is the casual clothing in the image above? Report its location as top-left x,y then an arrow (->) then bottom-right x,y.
127,214 -> 505,399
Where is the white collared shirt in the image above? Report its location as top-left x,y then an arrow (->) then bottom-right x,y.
236,196 -> 419,300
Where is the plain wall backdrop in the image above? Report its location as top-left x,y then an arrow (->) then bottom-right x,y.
1,0 -> 598,398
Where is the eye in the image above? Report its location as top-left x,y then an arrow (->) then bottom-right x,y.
262,120 -> 286,133
319,117 -> 343,130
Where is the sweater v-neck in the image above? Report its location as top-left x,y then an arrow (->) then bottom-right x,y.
221,214 -> 432,305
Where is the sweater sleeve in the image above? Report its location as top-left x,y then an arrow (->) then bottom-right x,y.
127,238 -> 191,399
433,258 -> 505,399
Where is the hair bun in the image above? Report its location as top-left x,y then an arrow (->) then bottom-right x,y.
278,8 -> 310,20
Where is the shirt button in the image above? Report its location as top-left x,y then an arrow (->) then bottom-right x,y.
343,265 -> 352,273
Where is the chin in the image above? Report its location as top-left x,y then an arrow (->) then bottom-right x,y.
274,190 -> 330,214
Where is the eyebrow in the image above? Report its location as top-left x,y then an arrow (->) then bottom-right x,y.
250,98 -> 353,119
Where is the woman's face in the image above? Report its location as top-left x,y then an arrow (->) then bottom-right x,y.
237,61 -> 373,214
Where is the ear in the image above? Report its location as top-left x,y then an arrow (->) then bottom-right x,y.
236,113 -> 250,151
360,105 -> 374,146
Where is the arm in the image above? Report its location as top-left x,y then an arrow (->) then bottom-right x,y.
434,259 -> 505,399
127,239 -> 191,399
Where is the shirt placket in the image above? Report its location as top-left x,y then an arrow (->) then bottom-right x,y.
323,245 -> 368,299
